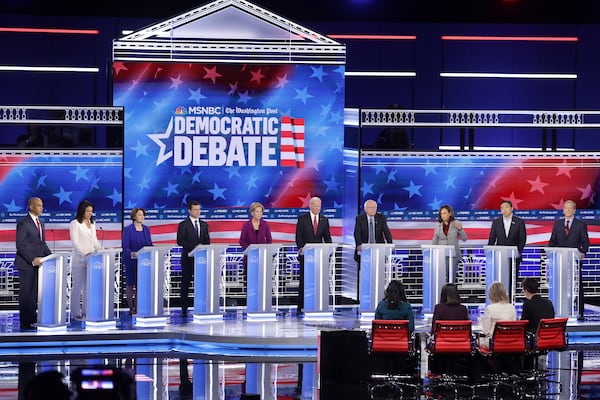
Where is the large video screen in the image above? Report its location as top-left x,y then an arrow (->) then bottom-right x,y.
359,152 -> 600,245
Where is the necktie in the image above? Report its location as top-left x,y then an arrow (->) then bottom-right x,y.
36,218 -> 41,238
565,220 -> 570,236
313,215 -> 318,235
195,219 -> 200,238
369,218 -> 375,243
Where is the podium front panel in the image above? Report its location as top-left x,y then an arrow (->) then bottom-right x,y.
484,245 -> 518,303
421,245 -> 454,314
544,247 -> 579,318
359,244 -> 394,312
85,250 -> 115,322
246,244 -> 280,313
38,254 -> 68,326
137,246 -> 169,317
192,245 -> 228,315
303,244 -> 337,313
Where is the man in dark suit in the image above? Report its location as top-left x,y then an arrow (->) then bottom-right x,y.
15,197 -> 52,331
521,277 -> 555,333
548,199 -> 589,320
295,196 -> 332,312
176,200 -> 210,319
353,199 -> 393,300
488,199 -> 527,296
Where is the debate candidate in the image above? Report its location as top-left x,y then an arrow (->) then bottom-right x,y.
15,197 -> 51,331
487,200 -> 527,297
176,200 -> 210,319
548,199 -> 589,320
353,199 -> 393,300
432,204 -> 467,276
295,197 -> 332,312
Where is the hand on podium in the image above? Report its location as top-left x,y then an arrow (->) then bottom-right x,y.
32,257 -> 43,266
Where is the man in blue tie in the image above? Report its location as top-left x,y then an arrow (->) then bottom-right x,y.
176,200 -> 210,320
549,199 -> 589,321
353,199 -> 393,301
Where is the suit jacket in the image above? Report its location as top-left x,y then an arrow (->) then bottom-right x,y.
431,221 -> 467,262
295,213 -> 332,251
488,215 -> 527,255
548,217 -> 589,254
177,218 -> 210,268
239,218 -> 273,250
15,214 -> 51,270
521,294 -> 555,333
354,213 -> 393,261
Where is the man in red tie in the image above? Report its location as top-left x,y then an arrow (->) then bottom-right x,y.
14,197 -> 52,331
548,199 -> 590,321
295,196 -> 332,314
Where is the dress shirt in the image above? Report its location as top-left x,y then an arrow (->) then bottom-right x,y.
503,216 -> 512,237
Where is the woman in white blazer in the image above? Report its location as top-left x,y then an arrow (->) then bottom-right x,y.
69,199 -> 101,319
431,204 -> 468,280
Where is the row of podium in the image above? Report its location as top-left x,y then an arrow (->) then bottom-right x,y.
36,243 -> 582,331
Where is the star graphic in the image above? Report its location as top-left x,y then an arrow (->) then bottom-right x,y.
387,169 -> 398,183
275,74 -> 289,89
528,175 -> 549,195
328,135 -> 344,152
152,98 -> 169,112
334,81 -> 344,94
107,188 -> 122,206
208,183 -> 227,201
169,74 -> 183,90
181,193 -> 190,206
130,140 -> 149,158
394,203 -> 407,211
556,160 -> 575,178
246,175 -> 258,190
377,193 -> 384,203
333,66 -> 345,76
423,162 -> 438,176
578,184 -> 594,200
361,181 -> 374,196
324,175 -> 339,192
188,87 -> 207,104
126,200 -> 136,209
124,168 -> 132,179
228,81 -> 239,95
225,166 -> 241,178
310,66 -> 328,82
444,175 -> 456,190
138,176 -> 151,191
502,192 -> 524,209
298,192 -> 312,208
550,198 -> 565,210
238,90 -> 252,104
329,111 -> 343,124
162,181 -> 179,197
374,165 -> 387,175
36,174 -> 47,188
249,68 -> 266,84
314,126 -> 329,137
179,167 -> 191,176
203,66 -> 223,84
320,102 -> 333,117
304,158 -> 322,171
148,118 -> 174,165
429,197 -> 442,210
403,180 -> 422,198
89,177 -> 100,191
70,166 -> 90,182
113,62 -> 128,76
3,199 -> 22,212
53,186 -> 73,205
294,87 -> 313,104
192,171 -> 202,184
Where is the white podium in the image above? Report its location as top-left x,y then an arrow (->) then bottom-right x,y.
135,245 -> 171,327
84,248 -> 117,330
544,247 -> 580,319
302,243 -> 338,320
37,253 -> 69,332
190,244 -> 229,323
421,244 -> 455,315
484,245 -> 518,303
245,244 -> 281,321
359,243 -> 394,321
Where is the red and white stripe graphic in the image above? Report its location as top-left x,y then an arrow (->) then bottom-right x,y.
280,116 -> 304,168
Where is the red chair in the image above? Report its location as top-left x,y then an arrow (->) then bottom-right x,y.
369,320 -> 419,397
479,320 -> 530,357
531,317 -> 568,369
426,320 -> 476,397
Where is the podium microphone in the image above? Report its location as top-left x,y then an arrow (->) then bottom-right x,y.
99,226 -> 104,248
49,228 -> 55,253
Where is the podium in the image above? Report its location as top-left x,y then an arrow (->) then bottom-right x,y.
421,244 -> 455,315
37,253 -> 69,332
544,247 -> 580,318
135,245 -> 172,327
245,244 -> 281,321
358,243 -> 394,321
84,248 -> 117,330
190,244 -> 229,323
484,245 -> 518,303
302,243 -> 337,320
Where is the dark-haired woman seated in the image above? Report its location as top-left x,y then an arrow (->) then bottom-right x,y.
374,280 -> 415,332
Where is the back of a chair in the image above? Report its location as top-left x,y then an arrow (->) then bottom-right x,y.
535,317 -> 568,352
429,320 -> 474,354
490,320 -> 529,354
371,319 -> 411,354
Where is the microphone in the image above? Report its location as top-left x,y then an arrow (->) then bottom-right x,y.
99,226 -> 104,248
49,228 -> 55,253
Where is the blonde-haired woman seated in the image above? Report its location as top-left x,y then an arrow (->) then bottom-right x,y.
480,281 -> 516,347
